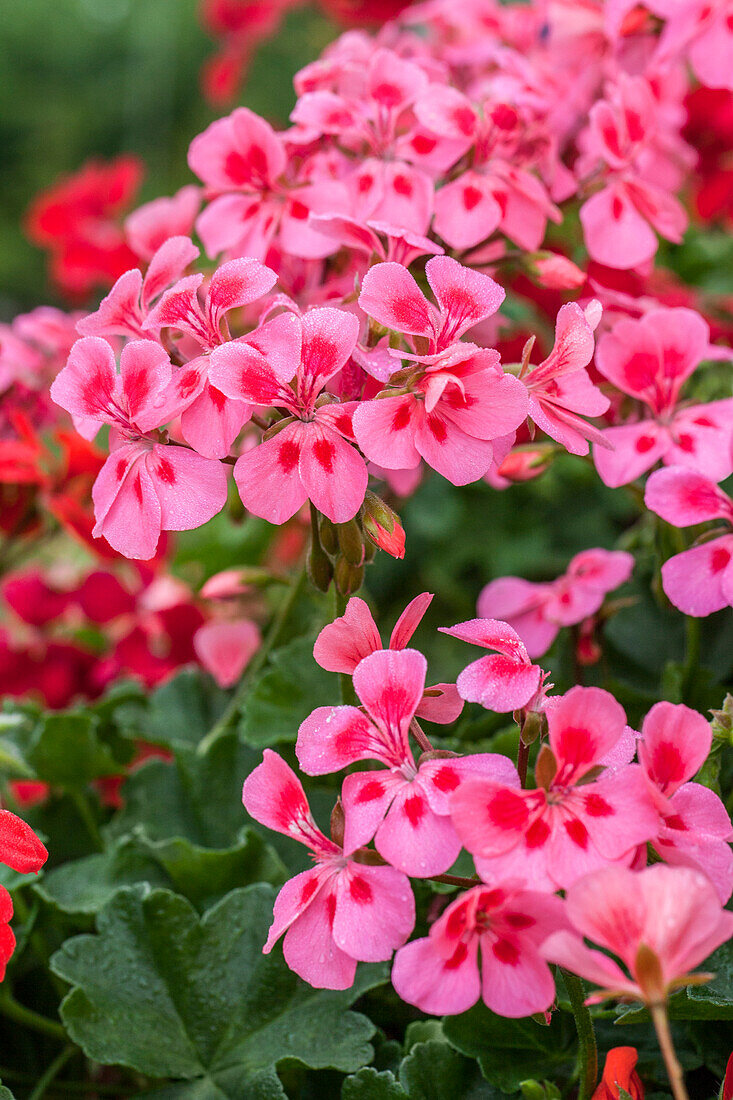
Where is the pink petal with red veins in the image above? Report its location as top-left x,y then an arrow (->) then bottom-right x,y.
92,446 -> 162,560
415,85 -> 477,142
426,255 -> 505,341
242,750 -> 335,854
233,423 -> 309,524
50,336 -> 117,431
313,597 -> 381,674
637,864 -> 733,977
645,466 -> 733,527
242,310 -> 302,383
146,444 -> 227,532
389,592 -> 433,650
297,307 -> 360,407
456,654 -> 541,711
416,682 -> 464,724
358,262 -> 435,340
450,778 -> 529,859
341,769 -> 404,853
375,780 -> 463,877
280,182 -> 353,258
297,706 -> 382,775
420,753 -> 520,816
440,371 -> 527,441
141,274 -> 207,342
283,880 -> 358,990
208,341 -> 294,409
433,173 -> 503,252
206,257 -> 277,332
415,406 -> 495,485
639,701 -> 712,795
264,866 -> 328,953
481,938 -> 556,1019
392,934 -> 481,1016
180,382 -> 250,460
666,406 -> 733,482
119,341 -> 174,431
193,619 -> 261,688
577,768 -> 657,860
546,686 -> 627,782
187,107 -> 286,191
541,930 -> 636,995
298,422 -> 368,524
125,185 -> 200,262
440,617 -> 530,660
352,395 -> 422,471
661,537 -> 733,616
580,184 -> 659,269
141,236 -> 200,311
76,270 -> 145,340
196,194 -> 277,262
333,861 -> 415,961
353,648 -> 427,752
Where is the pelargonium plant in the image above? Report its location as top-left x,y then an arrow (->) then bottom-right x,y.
0,0 -> 732,1097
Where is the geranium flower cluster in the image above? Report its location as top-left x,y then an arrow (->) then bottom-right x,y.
243,595 -> 733,1016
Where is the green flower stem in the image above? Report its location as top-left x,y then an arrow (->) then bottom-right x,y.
28,1044 -> 76,1100
650,1001 -> 689,1100
332,581 -> 359,706
560,969 -> 597,1100
197,564 -> 308,756
0,992 -> 67,1041
683,614 -> 701,699
69,790 -> 104,852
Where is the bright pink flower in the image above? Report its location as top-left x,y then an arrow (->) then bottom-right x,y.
653,0 -> 733,92
193,619 -> 261,688
189,107 -> 347,260
313,593 -> 462,723
542,864 -> 733,1004
124,185 -> 201,262
392,882 -> 566,1018
50,338 -> 228,558
309,214 -> 443,267
438,618 -> 547,712
645,466 -> 733,616
209,307 -> 368,523
637,701 -> 733,902
242,749 -> 415,989
477,548 -> 635,658
77,236 -> 200,341
521,301 -> 610,457
451,686 -> 657,892
297,648 -> 516,876
593,308 -> 733,487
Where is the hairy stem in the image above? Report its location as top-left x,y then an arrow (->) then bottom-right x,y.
410,718 -> 433,754
650,1001 -> 689,1100
517,736 -> 530,788
561,969 -> 597,1100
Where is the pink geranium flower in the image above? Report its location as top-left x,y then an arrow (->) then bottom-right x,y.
208,306 -> 367,523
477,548 -> 635,658
353,258 -> 527,485
644,466 -> 733,616
50,337 -> 228,558
193,619 -> 261,688
638,701 -> 733,902
520,301 -> 610,457
242,749 -> 415,989
297,648 -> 517,876
653,0 -> 733,92
392,882 -> 566,1018
313,592 -> 462,722
438,618 -> 548,712
451,686 -> 657,892
188,106 -> 347,260
542,864 -> 733,1005
124,185 -> 201,261
593,308 -> 733,487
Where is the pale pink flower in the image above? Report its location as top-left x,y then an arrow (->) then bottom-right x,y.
521,301 -> 610,457
653,0 -> 733,92
193,619 -> 261,688
242,750 -> 415,989
438,618 -> 547,712
645,466 -> 733,616
593,308 -> 733,487
392,882 -> 566,1018
208,307 -> 368,523
542,864 -> 733,1004
451,686 -> 658,892
297,648 -> 516,876
313,593 -> 463,723
50,337 -> 227,559
189,107 -> 347,260
125,185 -> 201,262
477,548 -> 635,658
637,701 -> 733,902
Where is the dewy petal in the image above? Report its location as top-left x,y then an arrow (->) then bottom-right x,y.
358,262 -> 435,341
242,749 -> 335,854
233,423 -> 308,524
392,933 -> 481,1016
208,341 -> 295,409
92,445 -> 162,560
660,538 -> 733,617
352,648 -> 427,756
426,255 -> 505,344
450,778 -> 529,859
313,597 -> 382,674
118,341 -> 174,432
50,336 -> 117,429
76,269 -> 146,340
146,445 -> 228,533
332,861 -> 415,962
375,778 -> 463,877
440,617 -> 531,661
297,706 -> 388,774
456,654 -> 542,712
415,405 -> 495,486
645,466 -> 733,527
637,864 -> 733,980
298,307 -> 360,409
480,938 -> 556,1019
639,701 -> 712,795
341,770 -> 404,853
242,310 -> 302,384
416,682 -> 464,724
264,866 -> 327,953
352,395 -> 422,471
283,877 -> 358,990
141,236 -> 200,311
206,257 -> 277,334
419,753 -> 520,817
0,809 -> 48,873
180,381 -> 250,461
298,420 -> 368,524
546,686 -> 628,784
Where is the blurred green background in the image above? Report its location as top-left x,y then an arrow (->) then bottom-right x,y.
0,0 -> 337,319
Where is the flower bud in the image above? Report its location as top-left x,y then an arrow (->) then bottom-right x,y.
336,519 -> 365,566
711,694 -> 733,745
361,491 -> 406,560
318,515 -> 338,557
334,555 -> 364,596
527,251 -> 585,290
308,536 -> 333,593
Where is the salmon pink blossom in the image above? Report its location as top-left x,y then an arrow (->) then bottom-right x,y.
193,618 -> 261,688
297,648 -> 516,876
392,882 -> 566,1018
438,618 -> 548,712
477,548 -> 635,657
644,466 -> 733,616
542,864 -> 733,1005
451,686 -> 657,892
242,749 -> 415,989
50,338 -> 228,558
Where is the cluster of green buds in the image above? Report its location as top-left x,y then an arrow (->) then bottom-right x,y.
307,491 -> 406,596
